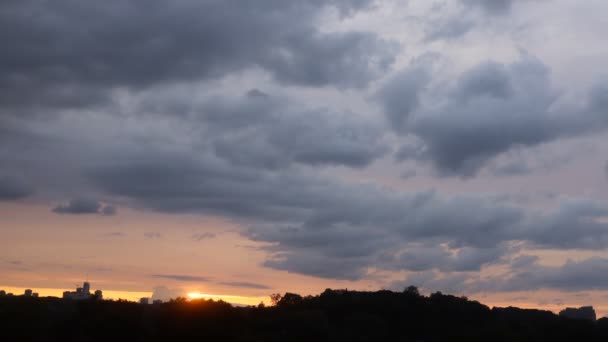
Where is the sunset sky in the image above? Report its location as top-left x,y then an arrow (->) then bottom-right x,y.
1,0 -> 608,314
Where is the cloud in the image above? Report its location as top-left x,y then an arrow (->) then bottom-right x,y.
386,244 -> 510,272
489,160 -> 532,177
151,274 -> 210,282
192,233 -> 217,241
52,198 -> 116,215
395,255 -> 608,294
2,91 -> 606,281
79,129 -> 608,279
151,286 -> 184,302
193,90 -> 388,169
218,281 -> 272,290
101,205 -> 117,216
381,54 -> 608,177
103,232 -> 126,238
0,176 -> 33,201
425,17 -> 476,42
0,0 -> 606,288
0,0 -> 394,113
144,232 -> 162,239
377,61 -> 431,133
462,0 -> 513,15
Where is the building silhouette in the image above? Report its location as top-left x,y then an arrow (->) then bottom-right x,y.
63,281 -> 103,300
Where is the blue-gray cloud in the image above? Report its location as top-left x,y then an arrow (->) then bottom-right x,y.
380,54 -> 608,177
0,0 -> 394,112
462,0 -> 513,15
0,176 -> 32,201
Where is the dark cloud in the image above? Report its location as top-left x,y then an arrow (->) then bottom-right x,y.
218,282 -> 272,290
377,63 -> 431,133
202,91 -> 389,169
52,198 -> 116,215
3,90 -> 607,281
381,54 -> 608,176
489,257 -> 608,292
0,176 -> 32,201
151,274 -> 210,282
80,132 -> 608,279
264,253 -> 370,280
387,244 -> 509,272
526,199 -> 608,250
0,0 -> 393,112
462,0 -> 513,15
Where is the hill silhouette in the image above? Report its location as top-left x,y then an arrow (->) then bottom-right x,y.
1,288 -> 607,341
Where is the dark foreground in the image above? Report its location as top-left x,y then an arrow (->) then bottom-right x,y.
1,289 -> 608,341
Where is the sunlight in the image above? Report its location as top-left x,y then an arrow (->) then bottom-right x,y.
187,292 -> 266,306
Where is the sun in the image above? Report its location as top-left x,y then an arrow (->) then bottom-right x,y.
187,292 -> 211,300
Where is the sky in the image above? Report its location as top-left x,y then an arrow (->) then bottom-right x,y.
1,0 -> 608,313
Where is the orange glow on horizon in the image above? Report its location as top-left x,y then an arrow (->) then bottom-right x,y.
187,292 -> 267,306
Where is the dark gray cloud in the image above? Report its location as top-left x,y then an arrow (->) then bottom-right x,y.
387,244 -> 509,272
0,0 -> 393,112
381,55 -> 608,176
79,132 -> 608,279
218,281 -> 271,290
503,258 -> 608,292
52,198 -> 116,215
0,176 -> 32,201
377,63 -> 431,133
526,199 -> 608,250
205,92 -> 388,169
151,274 -> 210,282
462,0 -> 513,15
